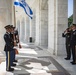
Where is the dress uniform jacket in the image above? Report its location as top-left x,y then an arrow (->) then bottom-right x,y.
4,32 -> 14,51
14,30 -> 19,43
65,32 -> 71,45
63,31 -> 71,59
70,30 -> 76,45
70,29 -> 76,63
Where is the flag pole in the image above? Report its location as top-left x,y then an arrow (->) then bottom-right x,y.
13,6 -> 16,27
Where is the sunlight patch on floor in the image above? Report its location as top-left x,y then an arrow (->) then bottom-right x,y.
20,43 -> 29,46
16,55 -> 37,59
0,61 -> 13,75
31,73 -> 52,75
25,62 -> 49,73
19,48 -> 38,55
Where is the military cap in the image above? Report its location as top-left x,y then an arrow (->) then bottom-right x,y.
13,26 -> 15,29
4,25 -> 10,29
10,25 -> 13,28
10,25 -> 15,29
73,24 -> 76,26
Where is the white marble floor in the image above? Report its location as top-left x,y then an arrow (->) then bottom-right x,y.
0,43 -> 76,75
53,55 -> 76,75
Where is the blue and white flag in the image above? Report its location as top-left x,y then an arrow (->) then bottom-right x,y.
14,0 -> 33,19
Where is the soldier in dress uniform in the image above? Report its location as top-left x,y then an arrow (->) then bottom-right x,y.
62,27 -> 72,60
4,25 -> 14,71
10,25 -> 18,63
13,26 -> 22,48
70,24 -> 76,65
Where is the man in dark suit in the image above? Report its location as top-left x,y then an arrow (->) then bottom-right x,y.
4,25 -> 14,71
70,24 -> 76,65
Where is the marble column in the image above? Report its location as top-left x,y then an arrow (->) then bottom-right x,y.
25,17 -> 30,43
20,17 -> 26,42
73,0 -> 76,24
30,19 -> 32,37
19,20 -> 22,42
30,10 -> 36,43
35,0 -> 40,45
48,0 -> 55,54
17,20 -> 20,35
39,0 -> 48,47
48,0 -> 68,55
12,0 -> 14,25
6,0 -> 12,24
0,0 -> 12,51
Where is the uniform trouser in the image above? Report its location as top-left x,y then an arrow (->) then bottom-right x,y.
71,45 -> 76,62
12,49 -> 15,62
66,43 -> 71,59
5,51 -> 13,70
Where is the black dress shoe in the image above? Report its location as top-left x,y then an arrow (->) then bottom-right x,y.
64,58 -> 70,60
12,64 -> 16,66
70,61 -> 73,63
6,68 -> 14,71
13,60 -> 18,62
70,62 -> 76,65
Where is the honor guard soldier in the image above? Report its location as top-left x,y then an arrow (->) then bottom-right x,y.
4,25 -> 14,71
70,24 -> 76,65
10,25 -> 18,63
13,26 -> 22,48
10,25 -> 22,60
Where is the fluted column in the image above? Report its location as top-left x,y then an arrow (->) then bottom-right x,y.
48,0 -> 68,55
73,0 -> 76,24
39,0 -> 48,47
25,17 -> 30,43
30,11 -> 36,43
20,18 -> 26,42
35,0 -> 40,45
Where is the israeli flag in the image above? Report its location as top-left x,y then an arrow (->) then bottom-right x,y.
14,0 -> 33,19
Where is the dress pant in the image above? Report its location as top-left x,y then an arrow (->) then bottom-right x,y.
5,51 -> 13,70
71,45 -> 76,62
12,49 -> 15,62
66,43 -> 71,59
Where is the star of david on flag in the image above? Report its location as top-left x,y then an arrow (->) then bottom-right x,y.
14,0 -> 33,19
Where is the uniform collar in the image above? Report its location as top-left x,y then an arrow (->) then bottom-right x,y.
73,29 -> 76,31
6,32 -> 10,34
